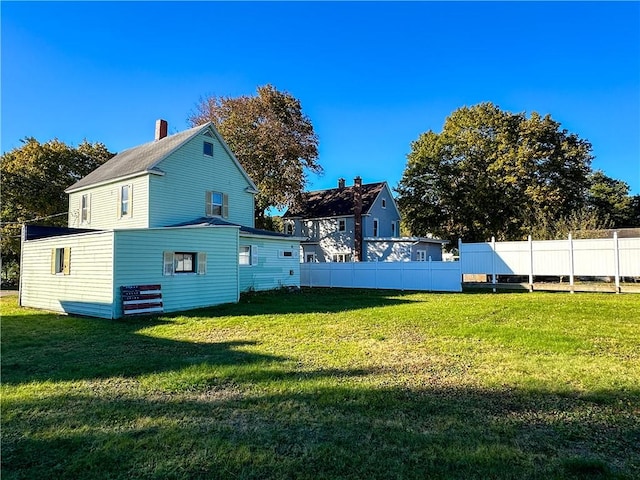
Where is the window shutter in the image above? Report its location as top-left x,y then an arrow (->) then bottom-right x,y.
205,191 -> 213,216
63,247 -> 71,275
51,249 -> 57,274
128,185 -> 133,217
222,193 -> 229,219
251,245 -> 258,266
163,251 -> 175,276
197,252 -> 207,275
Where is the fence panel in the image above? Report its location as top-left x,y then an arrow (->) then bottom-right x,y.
460,235 -> 640,279
300,261 -> 462,292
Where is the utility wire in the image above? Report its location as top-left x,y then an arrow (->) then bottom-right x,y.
0,211 -> 67,226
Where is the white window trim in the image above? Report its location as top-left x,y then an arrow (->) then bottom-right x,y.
381,198 -> 387,209
163,251 -> 207,276
305,252 -> 317,263
118,184 -> 132,219
373,218 -> 379,237
332,252 -> 352,263
80,193 -> 91,225
416,250 -> 427,262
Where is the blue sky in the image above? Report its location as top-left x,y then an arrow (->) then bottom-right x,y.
2,1 -> 639,196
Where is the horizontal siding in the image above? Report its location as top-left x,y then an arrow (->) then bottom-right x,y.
68,176 -> 149,230
114,227 -> 239,316
149,132 -> 255,228
239,236 -> 300,292
20,232 -> 115,318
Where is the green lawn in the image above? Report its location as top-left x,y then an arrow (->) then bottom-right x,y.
1,289 -> 638,479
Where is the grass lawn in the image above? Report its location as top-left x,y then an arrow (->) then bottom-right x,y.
1,289 -> 638,479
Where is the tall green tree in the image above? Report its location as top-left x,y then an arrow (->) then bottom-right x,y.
396,103 -> 594,243
586,171 -> 634,228
1,138 -> 113,284
188,84 -> 322,229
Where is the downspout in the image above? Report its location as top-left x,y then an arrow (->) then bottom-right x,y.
353,176 -> 363,262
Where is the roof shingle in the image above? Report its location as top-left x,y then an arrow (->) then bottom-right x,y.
65,124 -> 208,192
284,182 -> 385,219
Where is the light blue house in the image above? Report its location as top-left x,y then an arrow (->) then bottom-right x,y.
20,120 -> 302,319
283,177 -> 447,262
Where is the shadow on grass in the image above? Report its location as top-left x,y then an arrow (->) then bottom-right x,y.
0,311 -> 287,385
3,381 -> 638,480
173,287 -> 425,318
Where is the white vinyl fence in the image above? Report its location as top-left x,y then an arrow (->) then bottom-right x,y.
459,233 -> 640,290
301,260 -> 462,292
300,234 -> 640,293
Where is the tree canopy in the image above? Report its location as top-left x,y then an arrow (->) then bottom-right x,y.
396,103 -> 598,243
188,84 -> 322,228
1,138 -> 113,284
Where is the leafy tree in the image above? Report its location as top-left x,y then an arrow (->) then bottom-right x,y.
188,84 -> 322,229
586,171 -> 634,228
1,138 -> 113,285
396,103 -> 594,243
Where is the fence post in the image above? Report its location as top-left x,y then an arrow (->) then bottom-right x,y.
458,238 -> 463,289
613,231 -> 621,294
568,233 -> 575,293
428,256 -> 433,291
491,236 -> 497,293
528,235 -> 534,292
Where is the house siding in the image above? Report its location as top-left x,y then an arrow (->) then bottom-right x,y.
364,185 -> 401,238
239,236 -> 300,292
148,132 -> 255,228
20,231 -> 115,318
113,227 -> 239,316
68,176 -> 150,230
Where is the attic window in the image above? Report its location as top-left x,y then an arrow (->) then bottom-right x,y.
382,198 -> 387,209
203,141 -> 213,156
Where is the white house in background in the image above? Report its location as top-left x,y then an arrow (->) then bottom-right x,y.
283,177 -> 447,262
20,120 -> 302,319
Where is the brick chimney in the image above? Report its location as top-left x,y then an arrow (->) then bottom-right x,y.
353,176 -> 363,262
338,178 -> 345,189
155,119 -> 168,140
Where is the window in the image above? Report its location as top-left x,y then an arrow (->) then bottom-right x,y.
305,253 -> 317,263
338,219 -> 346,232
175,252 -> 195,273
205,191 -> 228,217
332,253 -> 352,263
80,194 -> 90,224
163,252 -> 207,275
416,250 -> 427,262
381,198 -> 387,209
373,219 -> 379,237
285,223 -> 294,235
203,141 -> 213,156
279,250 -> 294,258
305,220 -> 318,238
51,247 -> 70,275
120,185 -> 131,217
239,245 -> 258,266
239,245 -> 251,265
391,221 -> 396,236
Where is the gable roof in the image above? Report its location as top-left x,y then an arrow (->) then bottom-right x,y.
65,123 -> 257,193
284,182 -> 386,219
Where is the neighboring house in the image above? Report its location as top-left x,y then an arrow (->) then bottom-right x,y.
20,120 -> 302,319
283,177 -> 447,263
